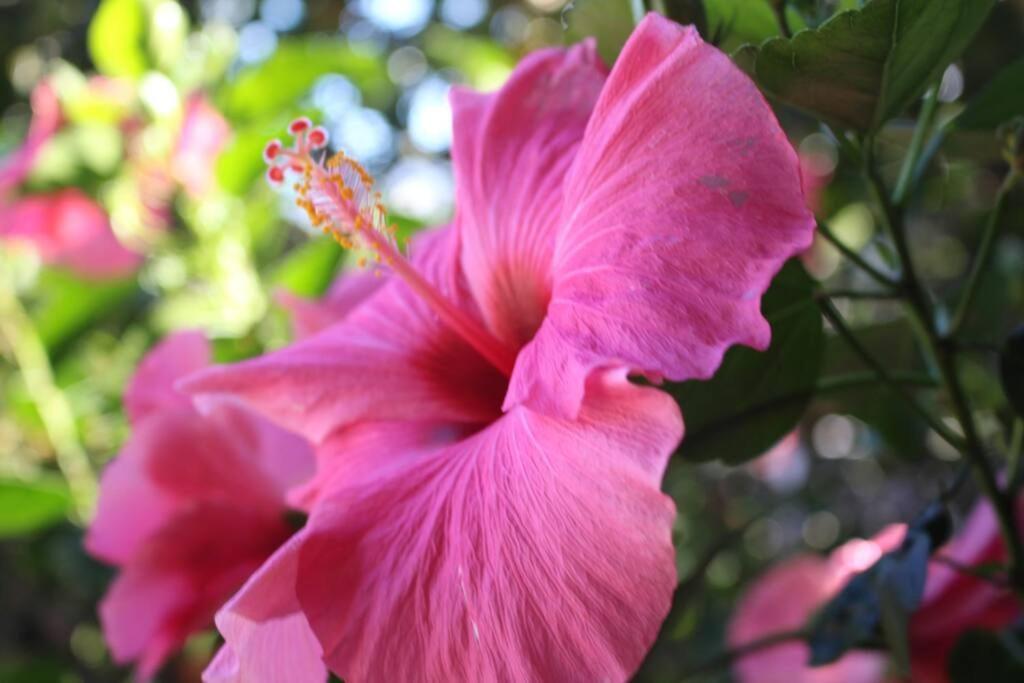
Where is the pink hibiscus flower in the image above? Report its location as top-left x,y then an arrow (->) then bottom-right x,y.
186,14 -> 814,682
172,94 -> 230,199
728,503 -> 1020,683
0,80 -> 60,194
0,80 -> 143,278
85,331 -> 315,679
0,188 -> 142,279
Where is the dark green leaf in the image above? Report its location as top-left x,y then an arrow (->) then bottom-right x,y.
706,0 -> 782,51
87,0 -> 148,78
217,39 -> 391,122
661,0 -> 708,39
0,478 -> 70,538
1000,325 -> 1024,418
957,57 -> 1024,131
671,260 -> 824,464
949,629 -> 1024,683
745,0 -> 995,131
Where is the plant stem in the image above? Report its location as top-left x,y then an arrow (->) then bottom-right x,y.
863,140 -> 1024,593
948,169 -> 1020,337
816,371 -> 937,393
816,288 -> 902,301
816,220 -> 901,290
1009,419 -> 1023,488
908,120 -> 952,194
893,85 -> 941,206
0,265 -> 96,521
678,628 -> 807,681
818,298 -> 964,450
769,0 -> 792,38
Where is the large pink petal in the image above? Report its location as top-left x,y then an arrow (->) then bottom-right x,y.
295,372 -> 680,682
203,536 -> 326,683
183,228 -> 506,443
125,330 -> 210,424
85,449 -> 178,566
99,502 -> 292,678
507,13 -> 815,417
287,419 -> 467,511
89,402 -> 311,572
451,42 -> 607,349
728,555 -> 889,683
0,189 -> 142,279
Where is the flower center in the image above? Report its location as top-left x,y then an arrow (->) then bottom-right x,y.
265,119 -> 518,378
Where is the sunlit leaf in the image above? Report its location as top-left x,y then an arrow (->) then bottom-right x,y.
706,0 -> 782,50
217,39 -> 391,122
744,0 -> 996,131
671,260 -> 824,465
0,478 -> 70,538
562,0 -> 634,63
87,0 -> 149,78
423,26 -> 514,91
271,237 -> 344,297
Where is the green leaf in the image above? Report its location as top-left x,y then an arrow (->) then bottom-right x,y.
949,629 -> 1024,683
216,116 -> 300,195
87,0 -> 149,78
956,57 -> 1024,130
707,0 -> 782,51
422,26 -> 514,91
661,0 -> 708,39
217,39 -> 391,122
562,0 -> 635,64
1000,325 -> 1024,418
0,478 -> 70,538
31,270 -> 140,354
270,237 -> 345,298
670,260 -> 823,465
745,0 -> 996,131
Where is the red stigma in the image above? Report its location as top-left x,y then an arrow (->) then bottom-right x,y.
263,140 -> 283,162
308,127 -> 328,148
266,166 -> 285,184
288,117 -> 312,135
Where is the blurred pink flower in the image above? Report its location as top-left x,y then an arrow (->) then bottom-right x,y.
85,332 -> 315,679
172,95 -> 230,198
0,188 -> 142,278
0,81 -> 61,194
729,504 -> 1019,683
799,148 -> 834,217
186,14 -> 814,682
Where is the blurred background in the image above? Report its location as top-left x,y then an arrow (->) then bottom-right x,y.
0,0 -> 1023,681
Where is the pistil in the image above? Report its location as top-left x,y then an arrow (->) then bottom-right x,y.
265,119 -> 517,377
